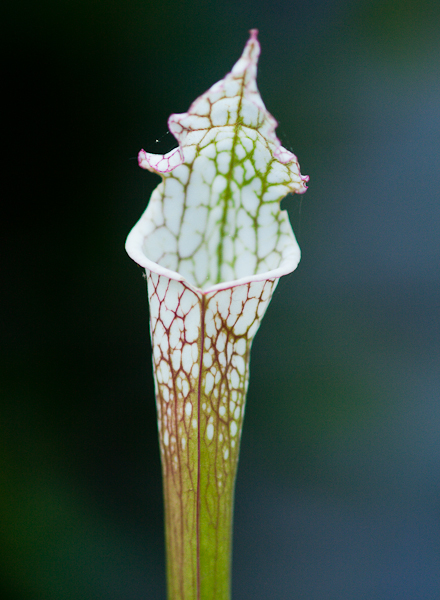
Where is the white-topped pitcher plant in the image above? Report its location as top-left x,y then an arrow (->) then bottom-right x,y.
126,30 -> 308,600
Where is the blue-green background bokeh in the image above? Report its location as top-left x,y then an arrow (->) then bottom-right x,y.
3,1 -> 440,598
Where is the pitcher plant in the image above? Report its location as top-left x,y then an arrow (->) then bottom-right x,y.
126,29 -> 309,600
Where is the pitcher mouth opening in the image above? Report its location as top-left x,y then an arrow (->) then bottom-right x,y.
125,210 -> 301,294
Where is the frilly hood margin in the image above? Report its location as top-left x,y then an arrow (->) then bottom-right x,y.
126,29 -> 308,294
126,30 -> 308,600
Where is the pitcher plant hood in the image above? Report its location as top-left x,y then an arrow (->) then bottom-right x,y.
126,29 -> 308,293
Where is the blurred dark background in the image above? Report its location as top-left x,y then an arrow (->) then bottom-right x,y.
2,0 -> 440,598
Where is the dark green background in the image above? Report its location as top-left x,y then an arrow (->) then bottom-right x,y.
3,0 -> 440,598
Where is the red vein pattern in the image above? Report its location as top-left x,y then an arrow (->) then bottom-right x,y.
148,272 -> 277,599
